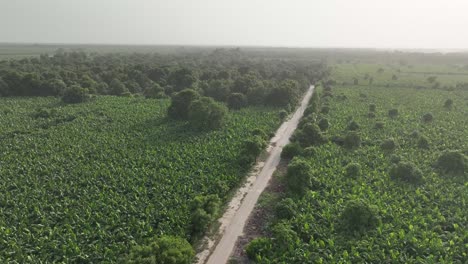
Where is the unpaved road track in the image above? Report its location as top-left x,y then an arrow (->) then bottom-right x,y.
202,85 -> 315,264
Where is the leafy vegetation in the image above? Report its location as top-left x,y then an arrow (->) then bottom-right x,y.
245,63 -> 468,263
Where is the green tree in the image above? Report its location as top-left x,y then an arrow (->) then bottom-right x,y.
126,235 -> 195,264
109,79 -> 128,96
227,93 -> 247,109
167,89 -> 200,120
188,97 -> 227,130
62,84 -> 89,104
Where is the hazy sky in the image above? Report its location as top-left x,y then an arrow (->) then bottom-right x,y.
1,0 -> 468,49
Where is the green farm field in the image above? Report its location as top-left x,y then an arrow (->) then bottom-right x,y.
0,96 -> 282,262
332,62 -> 468,88
243,65 -> 468,263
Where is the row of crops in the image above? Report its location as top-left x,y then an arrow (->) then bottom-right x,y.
0,96 -> 286,262
245,82 -> 467,263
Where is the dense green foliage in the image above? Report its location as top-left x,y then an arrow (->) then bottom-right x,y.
126,235 -> 195,264
0,96 -> 284,262
246,68 -> 467,263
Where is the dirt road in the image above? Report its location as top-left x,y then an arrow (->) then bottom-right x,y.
200,85 -> 315,264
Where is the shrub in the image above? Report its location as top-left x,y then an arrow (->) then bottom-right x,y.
410,130 -> 420,138
389,162 -> 423,184
369,104 -> 376,112
302,146 -> 317,157
444,99 -> 453,108
339,200 -> 378,233
242,136 -> 267,161
245,238 -> 272,261
389,154 -> 401,164
417,135 -> 430,149
374,121 -> 384,129
286,158 -> 319,196
367,112 -> 376,118
320,106 -> 330,114
34,108 -> 56,119
435,151 -> 466,176
278,109 -> 288,120
167,89 -> 200,120
281,142 -> 302,159
388,108 -> 399,118
343,131 -> 361,149
190,195 -> 221,237
271,222 -> 298,249
275,198 -> 297,220
295,123 -> 327,147
227,93 -> 247,109
62,85 -> 89,104
422,113 -> 433,123
251,128 -> 268,140
318,118 -> 329,131
188,97 -> 227,130
380,138 -> 397,152
345,163 -> 361,178
126,235 -> 195,264
347,120 -> 360,131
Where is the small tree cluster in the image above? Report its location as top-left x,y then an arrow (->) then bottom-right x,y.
339,200 -> 378,234
343,131 -> 361,149
389,161 -> 423,184
126,235 -> 195,264
380,138 -> 397,152
62,85 -> 89,104
281,142 -> 302,159
345,162 -> 361,178
422,112 -> 434,123
286,158 -> 319,196
190,195 -> 221,238
388,108 -> 399,118
435,150 -> 466,176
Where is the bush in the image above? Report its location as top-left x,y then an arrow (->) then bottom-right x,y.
278,109 -> 288,120
345,163 -> 361,178
422,112 -> 433,123
242,136 -> 267,162
167,89 -> 200,120
369,104 -> 376,112
410,130 -> 420,138
302,146 -> 317,157
380,138 -> 397,152
347,120 -> 360,131
320,106 -> 330,114
275,198 -> 297,220
190,195 -> 221,237
339,200 -> 378,233
286,158 -> 319,196
295,123 -> 327,147
374,121 -> 384,129
251,128 -> 268,140
444,99 -> 453,108
188,97 -> 227,130
389,154 -> 402,164
318,118 -> 329,131
388,108 -> 399,118
126,235 -> 195,264
343,131 -> 361,149
367,112 -> 376,118
389,162 -> 423,184
227,93 -> 247,109
271,222 -> 298,249
435,151 -> 466,176
62,85 -> 89,104
417,135 -> 430,149
245,238 -> 272,261
281,142 -> 302,159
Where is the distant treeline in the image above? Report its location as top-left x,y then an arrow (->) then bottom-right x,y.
0,48 -> 328,108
